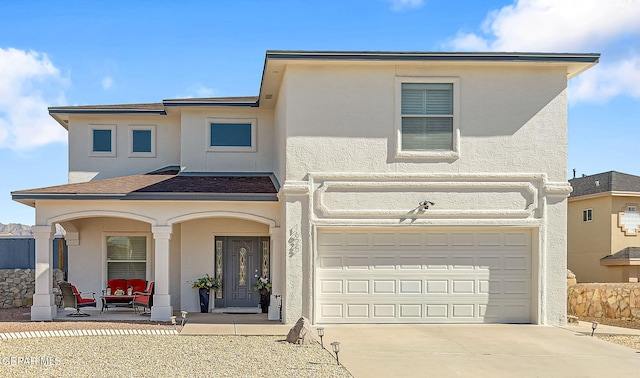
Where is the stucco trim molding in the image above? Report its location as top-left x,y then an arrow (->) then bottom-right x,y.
167,211 -> 277,227
543,182 -> 573,198
309,173 -> 541,220
47,210 -> 158,227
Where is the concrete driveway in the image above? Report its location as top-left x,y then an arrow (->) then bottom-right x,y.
319,323 -> 640,377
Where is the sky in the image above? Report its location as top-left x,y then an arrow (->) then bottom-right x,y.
0,0 -> 639,225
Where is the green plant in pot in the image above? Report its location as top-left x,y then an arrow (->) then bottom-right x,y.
252,277 -> 272,313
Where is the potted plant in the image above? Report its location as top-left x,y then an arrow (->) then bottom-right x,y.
190,274 -> 220,313
252,277 -> 272,313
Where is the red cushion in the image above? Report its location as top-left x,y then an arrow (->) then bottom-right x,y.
71,285 -> 80,295
127,279 -> 147,293
107,279 -> 127,292
77,297 -> 94,304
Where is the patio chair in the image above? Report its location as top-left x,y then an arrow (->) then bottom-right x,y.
58,281 -> 97,317
132,281 -> 154,314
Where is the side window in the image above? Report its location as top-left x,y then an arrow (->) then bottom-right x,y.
582,209 -> 593,222
395,77 -> 459,159
129,125 -> 156,157
89,125 -> 116,157
207,119 -> 257,152
106,236 -> 148,280
401,83 -> 453,150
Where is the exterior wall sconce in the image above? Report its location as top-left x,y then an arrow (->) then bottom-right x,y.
419,200 -> 435,210
331,341 -> 341,365
317,327 -> 325,348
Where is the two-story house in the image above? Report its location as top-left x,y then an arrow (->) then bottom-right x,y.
13,51 -> 599,325
568,171 -> 640,283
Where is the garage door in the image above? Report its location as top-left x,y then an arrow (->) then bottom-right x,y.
315,229 -> 532,324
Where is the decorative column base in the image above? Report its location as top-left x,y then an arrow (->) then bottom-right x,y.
31,294 -> 57,320
150,305 -> 173,321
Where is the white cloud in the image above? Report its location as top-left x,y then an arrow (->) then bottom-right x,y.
447,0 -> 640,103
101,76 -> 113,90
450,0 -> 640,52
570,56 -> 640,103
0,47 -> 67,150
175,84 -> 217,99
387,0 -> 424,12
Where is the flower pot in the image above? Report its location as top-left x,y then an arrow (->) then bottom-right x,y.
198,288 -> 210,313
259,290 -> 270,314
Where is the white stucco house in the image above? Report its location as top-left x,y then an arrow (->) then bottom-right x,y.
13,50 -> 599,325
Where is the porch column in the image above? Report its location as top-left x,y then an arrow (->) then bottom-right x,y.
31,225 -> 56,321
151,226 -> 172,321
268,226 -> 282,321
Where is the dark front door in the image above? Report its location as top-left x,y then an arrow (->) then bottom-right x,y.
222,237 -> 261,307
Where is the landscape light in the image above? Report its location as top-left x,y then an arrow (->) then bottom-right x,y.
591,321 -> 598,337
331,341 -> 341,365
317,327 -> 325,348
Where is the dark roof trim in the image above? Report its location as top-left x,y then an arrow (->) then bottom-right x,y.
162,97 -> 259,107
48,108 -> 166,115
178,172 -> 281,191
12,192 -> 277,202
265,50 -> 601,63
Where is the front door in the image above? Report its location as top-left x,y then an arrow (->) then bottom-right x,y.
218,237 -> 263,307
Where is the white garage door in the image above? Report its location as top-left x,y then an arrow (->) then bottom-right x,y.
316,229 -> 532,324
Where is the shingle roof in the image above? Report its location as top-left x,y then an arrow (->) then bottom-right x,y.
601,247 -> 640,261
569,171 -> 640,198
12,172 -> 279,204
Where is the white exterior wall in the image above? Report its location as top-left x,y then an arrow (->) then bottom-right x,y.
282,64 -> 567,181
67,114 -> 181,183
278,63 -> 570,325
179,108 -> 275,173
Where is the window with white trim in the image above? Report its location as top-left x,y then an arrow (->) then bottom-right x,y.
395,77 -> 459,159
106,236 -> 147,280
582,209 -> 593,222
129,125 -> 156,157
89,125 -> 116,157
207,118 -> 257,152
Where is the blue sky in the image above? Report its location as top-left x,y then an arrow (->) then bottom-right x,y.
1,0 -> 639,225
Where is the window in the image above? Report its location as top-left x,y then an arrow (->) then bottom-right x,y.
106,236 -> 147,280
395,77 -> 459,159
129,125 -> 156,157
582,209 -> 593,222
207,118 -> 257,152
89,125 -> 116,157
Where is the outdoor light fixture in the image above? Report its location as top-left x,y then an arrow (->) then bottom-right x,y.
170,316 -> 177,331
591,321 -> 598,336
181,311 -> 188,327
331,341 -> 341,365
317,327 -> 325,348
419,200 -> 435,210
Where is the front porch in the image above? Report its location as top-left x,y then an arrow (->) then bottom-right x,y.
29,209 -> 284,323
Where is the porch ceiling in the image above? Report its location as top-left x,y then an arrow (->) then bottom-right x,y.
11,172 -> 280,206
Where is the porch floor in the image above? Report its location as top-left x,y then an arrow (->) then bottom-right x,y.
53,307 -> 289,335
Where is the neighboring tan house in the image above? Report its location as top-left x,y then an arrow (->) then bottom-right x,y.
12,50 -> 599,325
568,171 -> 640,283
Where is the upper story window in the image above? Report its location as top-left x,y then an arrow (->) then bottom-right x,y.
583,209 -> 593,222
129,125 -> 156,157
207,118 -> 257,152
395,77 -> 459,159
89,125 -> 116,157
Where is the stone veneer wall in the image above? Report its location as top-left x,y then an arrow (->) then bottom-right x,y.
0,268 -> 64,308
567,283 -> 640,320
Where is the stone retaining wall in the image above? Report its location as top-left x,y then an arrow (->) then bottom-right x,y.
567,283 -> 640,320
0,268 -> 64,308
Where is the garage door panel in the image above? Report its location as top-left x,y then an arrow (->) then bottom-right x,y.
316,229 -> 531,324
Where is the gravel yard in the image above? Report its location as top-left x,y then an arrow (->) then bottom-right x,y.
0,309 -> 351,377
